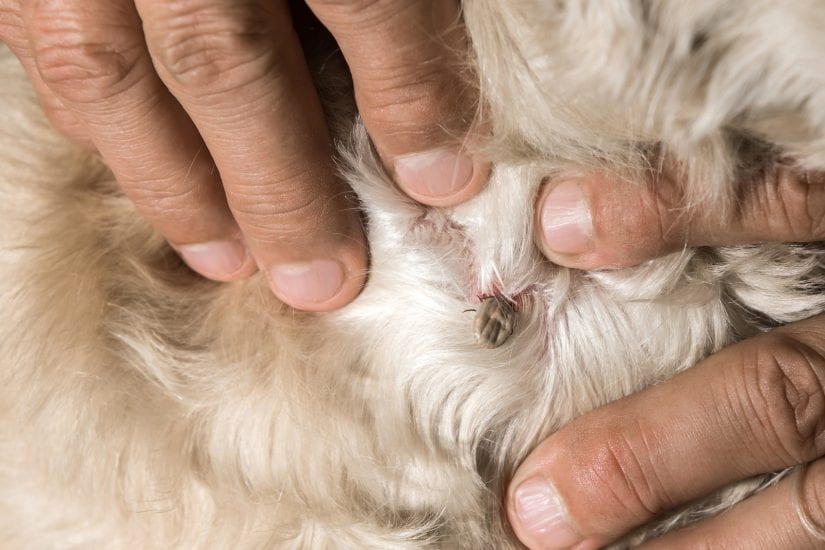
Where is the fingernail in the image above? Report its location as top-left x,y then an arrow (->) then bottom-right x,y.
269,259 -> 346,308
540,181 -> 593,255
177,239 -> 249,281
393,148 -> 475,199
514,477 -> 582,549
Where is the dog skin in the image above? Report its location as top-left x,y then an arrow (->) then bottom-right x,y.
2,1 -> 825,548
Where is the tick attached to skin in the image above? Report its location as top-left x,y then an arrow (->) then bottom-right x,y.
474,294 -> 517,349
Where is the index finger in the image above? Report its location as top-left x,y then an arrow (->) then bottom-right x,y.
308,0 -> 489,207
506,313 -> 825,549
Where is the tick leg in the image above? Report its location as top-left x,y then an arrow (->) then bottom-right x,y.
474,295 -> 516,349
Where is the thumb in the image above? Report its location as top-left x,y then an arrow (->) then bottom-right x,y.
535,166 -> 825,269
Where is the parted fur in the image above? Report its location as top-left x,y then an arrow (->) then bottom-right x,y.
2,1 -> 825,548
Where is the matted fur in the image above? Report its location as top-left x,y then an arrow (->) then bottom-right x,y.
2,1 -> 825,548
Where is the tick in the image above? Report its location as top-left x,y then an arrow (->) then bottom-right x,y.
473,294 -> 517,349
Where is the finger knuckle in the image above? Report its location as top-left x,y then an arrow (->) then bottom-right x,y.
0,1 -> 26,49
799,171 -> 825,238
799,460 -> 825,541
229,181 -> 326,246
747,167 -> 825,240
126,179 -> 201,219
309,0 -> 381,10
650,160 -> 690,248
574,420 -> 672,525
146,0 -> 281,93
309,0 -> 403,24
743,335 -> 825,464
359,69 -> 461,143
118,175 -> 238,245
28,7 -> 143,103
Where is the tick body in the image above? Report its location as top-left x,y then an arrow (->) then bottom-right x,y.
474,295 -> 517,349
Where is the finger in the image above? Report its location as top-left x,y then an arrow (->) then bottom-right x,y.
308,0 -> 489,207
23,0 -> 257,282
17,52 -> 91,146
506,313 -> 825,549
136,0 -> 367,311
0,2 -> 88,144
535,166 -> 825,269
642,459 -> 825,549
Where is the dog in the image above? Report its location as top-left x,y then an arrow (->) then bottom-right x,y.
2,1 -> 825,547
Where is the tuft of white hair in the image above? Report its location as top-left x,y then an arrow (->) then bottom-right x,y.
1,1 -> 825,547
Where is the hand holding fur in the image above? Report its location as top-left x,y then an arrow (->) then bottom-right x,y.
2,1 -> 825,548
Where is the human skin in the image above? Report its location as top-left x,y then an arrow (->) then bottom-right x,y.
2,1 -> 823,546
509,167 -> 825,549
0,0 -> 488,312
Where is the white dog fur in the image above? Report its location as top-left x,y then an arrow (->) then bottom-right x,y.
2,1 -> 825,547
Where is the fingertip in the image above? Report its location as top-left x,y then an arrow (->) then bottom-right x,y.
507,476 -> 586,550
535,178 -> 617,270
176,238 -> 258,282
507,440 -> 604,550
392,148 -> 490,207
267,259 -> 366,312
535,172 -> 678,269
265,238 -> 369,313
535,179 -> 595,261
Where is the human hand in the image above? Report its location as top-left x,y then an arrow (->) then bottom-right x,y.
0,0 -> 488,311
508,166 -> 825,548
